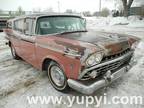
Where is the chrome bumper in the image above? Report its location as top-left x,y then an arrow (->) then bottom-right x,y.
68,65 -> 131,94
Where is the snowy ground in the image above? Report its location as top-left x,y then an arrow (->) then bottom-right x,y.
0,16 -> 144,108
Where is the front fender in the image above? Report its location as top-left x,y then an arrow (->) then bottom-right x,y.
41,54 -> 81,79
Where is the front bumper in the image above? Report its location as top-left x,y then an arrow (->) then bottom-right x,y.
68,50 -> 133,94
67,64 -> 131,95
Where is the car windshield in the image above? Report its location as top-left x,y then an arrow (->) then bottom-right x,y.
36,16 -> 86,35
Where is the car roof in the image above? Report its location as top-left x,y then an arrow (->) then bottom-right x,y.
12,12 -> 83,21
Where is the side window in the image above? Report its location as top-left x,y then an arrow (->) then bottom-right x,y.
24,18 -> 34,35
14,19 -> 24,33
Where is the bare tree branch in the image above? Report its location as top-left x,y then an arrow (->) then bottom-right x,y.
121,0 -> 127,7
117,0 -> 134,17
128,0 -> 134,8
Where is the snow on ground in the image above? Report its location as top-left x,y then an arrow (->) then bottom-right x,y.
86,16 -> 144,27
86,16 -> 144,39
0,16 -> 144,108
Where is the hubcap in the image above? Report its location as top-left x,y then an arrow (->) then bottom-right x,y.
50,65 -> 65,86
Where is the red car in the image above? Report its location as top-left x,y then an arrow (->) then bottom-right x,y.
4,13 -> 139,94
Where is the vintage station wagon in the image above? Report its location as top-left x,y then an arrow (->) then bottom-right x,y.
4,13 -> 139,94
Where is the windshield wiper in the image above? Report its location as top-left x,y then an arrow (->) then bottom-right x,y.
58,30 -> 87,35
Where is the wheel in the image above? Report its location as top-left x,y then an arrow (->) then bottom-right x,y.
10,44 -> 20,60
47,61 -> 70,92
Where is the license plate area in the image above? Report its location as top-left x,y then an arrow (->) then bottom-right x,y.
111,66 -> 126,81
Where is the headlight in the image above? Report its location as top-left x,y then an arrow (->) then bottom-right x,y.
95,53 -> 103,63
86,55 -> 95,66
86,52 -> 103,66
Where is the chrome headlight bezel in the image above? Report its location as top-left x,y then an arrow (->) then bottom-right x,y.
86,52 -> 103,67
131,41 -> 139,49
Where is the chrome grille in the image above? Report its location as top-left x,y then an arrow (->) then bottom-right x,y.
102,48 -> 131,62
96,53 -> 132,76
96,61 -> 121,73
81,50 -> 133,80
97,48 -> 132,75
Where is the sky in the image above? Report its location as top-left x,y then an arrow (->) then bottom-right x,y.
0,0 -> 115,12
0,0 -> 143,13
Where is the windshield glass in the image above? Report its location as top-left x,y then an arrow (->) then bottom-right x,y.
36,16 -> 86,35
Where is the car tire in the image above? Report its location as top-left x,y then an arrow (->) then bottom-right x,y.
10,45 -> 20,60
47,61 -> 70,92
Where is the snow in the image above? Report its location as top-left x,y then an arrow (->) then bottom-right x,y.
0,16 -> 144,108
86,16 -> 144,28
128,22 -> 144,28
137,41 -> 144,49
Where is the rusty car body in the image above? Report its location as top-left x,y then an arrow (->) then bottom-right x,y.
4,13 -> 139,94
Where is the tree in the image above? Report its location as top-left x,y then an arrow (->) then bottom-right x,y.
142,5 -> 144,17
0,9 -> 3,14
121,0 -> 134,17
100,8 -> 110,17
15,6 -> 25,16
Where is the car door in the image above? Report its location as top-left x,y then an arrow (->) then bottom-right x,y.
20,18 -> 38,67
11,19 -> 24,56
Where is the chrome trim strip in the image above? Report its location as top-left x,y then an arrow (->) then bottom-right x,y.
21,38 -> 35,43
63,52 -> 81,57
36,43 -> 63,53
78,51 -> 133,79
36,42 -> 81,57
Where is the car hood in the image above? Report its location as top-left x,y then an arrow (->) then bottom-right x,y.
37,31 -> 138,65
57,31 -> 131,55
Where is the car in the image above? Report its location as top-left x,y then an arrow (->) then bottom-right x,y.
4,13 -> 140,94
0,19 -> 7,32
0,15 -> 13,32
